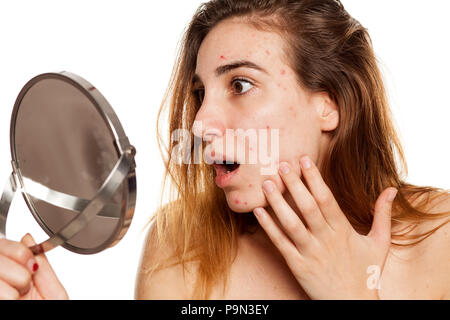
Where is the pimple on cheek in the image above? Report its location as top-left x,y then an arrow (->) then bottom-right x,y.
281,69 -> 286,75
244,201 -> 248,205
277,82 -> 287,91
220,55 -> 226,60
265,50 -> 271,55
289,106 -> 297,118
234,199 -> 240,205
248,183 -> 253,188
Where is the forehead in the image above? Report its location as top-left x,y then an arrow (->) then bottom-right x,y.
196,18 -> 287,75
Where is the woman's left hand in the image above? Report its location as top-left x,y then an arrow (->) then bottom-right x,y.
253,156 -> 398,300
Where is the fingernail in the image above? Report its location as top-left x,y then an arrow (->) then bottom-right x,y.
263,180 -> 275,194
300,156 -> 311,169
254,208 -> 264,217
279,162 -> 290,175
387,188 -> 398,202
27,259 -> 39,273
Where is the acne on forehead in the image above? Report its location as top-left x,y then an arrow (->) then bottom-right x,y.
198,20 -> 286,68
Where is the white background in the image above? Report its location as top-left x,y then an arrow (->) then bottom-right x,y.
0,1 -> 448,299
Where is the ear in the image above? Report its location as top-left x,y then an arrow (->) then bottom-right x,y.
314,92 -> 339,132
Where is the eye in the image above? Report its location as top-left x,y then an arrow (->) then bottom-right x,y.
192,88 -> 205,104
231,78 -> 253,95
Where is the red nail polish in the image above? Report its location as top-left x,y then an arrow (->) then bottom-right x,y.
33,263 -> 39,272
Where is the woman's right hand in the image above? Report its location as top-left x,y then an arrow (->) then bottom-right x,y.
0,233 -> 68,300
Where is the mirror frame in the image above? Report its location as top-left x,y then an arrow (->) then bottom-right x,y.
9,71 -> 137,254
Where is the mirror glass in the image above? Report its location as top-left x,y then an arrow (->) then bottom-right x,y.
11,75 -> 132,254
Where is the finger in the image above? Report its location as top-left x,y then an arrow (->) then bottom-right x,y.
276,160 -> 329,236
262,180 -> 311,247
0,238 -> 38,273
368,188 -> 397,245
0,255 -> 32,296
21,234 -> 68,299
278,161 -> 330,235
253,207 -> 302,263
0,278 -> 20,300
299,156 -> 351,232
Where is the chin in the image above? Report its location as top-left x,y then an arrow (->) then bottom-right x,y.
229,206 -> 250,213
224,189 -> 267,213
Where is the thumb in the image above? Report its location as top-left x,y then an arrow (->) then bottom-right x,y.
21,233 -> 68,299
21,233 -> 50,265
368,187 -> 398,245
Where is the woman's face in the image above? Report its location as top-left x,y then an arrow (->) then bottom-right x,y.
192,18 -> 338,213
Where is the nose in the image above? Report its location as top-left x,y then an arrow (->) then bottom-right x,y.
192,95 -> 226,142
192,121 -> 223,142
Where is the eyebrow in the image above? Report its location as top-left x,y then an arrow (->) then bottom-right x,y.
192,60 -> 268,84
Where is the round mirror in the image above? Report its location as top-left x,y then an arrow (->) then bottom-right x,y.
0,71 -> 136,254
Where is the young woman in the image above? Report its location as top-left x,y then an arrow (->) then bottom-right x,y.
0,0 -> 448,300
134,0 -> 450,300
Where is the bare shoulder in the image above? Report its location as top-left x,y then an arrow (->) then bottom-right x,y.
134,220 -> 198,300
407,191 -> 450,299
425,192 -> 450,299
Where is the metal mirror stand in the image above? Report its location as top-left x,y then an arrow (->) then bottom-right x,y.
0,146 -> 136,255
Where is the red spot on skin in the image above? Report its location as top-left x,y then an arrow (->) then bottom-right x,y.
244,201 -> 248,205
249,184 -> 253,188
249,147 -> 253,151
266,125 -> 270,130
289,106 -> 297,118
265,50 -> 270,55
277,83 -> 281,87
220,55 -> 226,60
234,199 -> 240,204
211,150 -> 215,157
281,69 -> 286,75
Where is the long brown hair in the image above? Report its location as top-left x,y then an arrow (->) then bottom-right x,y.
147,0 -> 450,299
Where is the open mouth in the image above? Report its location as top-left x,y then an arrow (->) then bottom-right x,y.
213,161 -> 240,188
223,162 -> 240,173
213,161 -> 240,175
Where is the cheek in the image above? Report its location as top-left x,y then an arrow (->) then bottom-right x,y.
288,105 -> 297,119
278,113 -> 319,156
